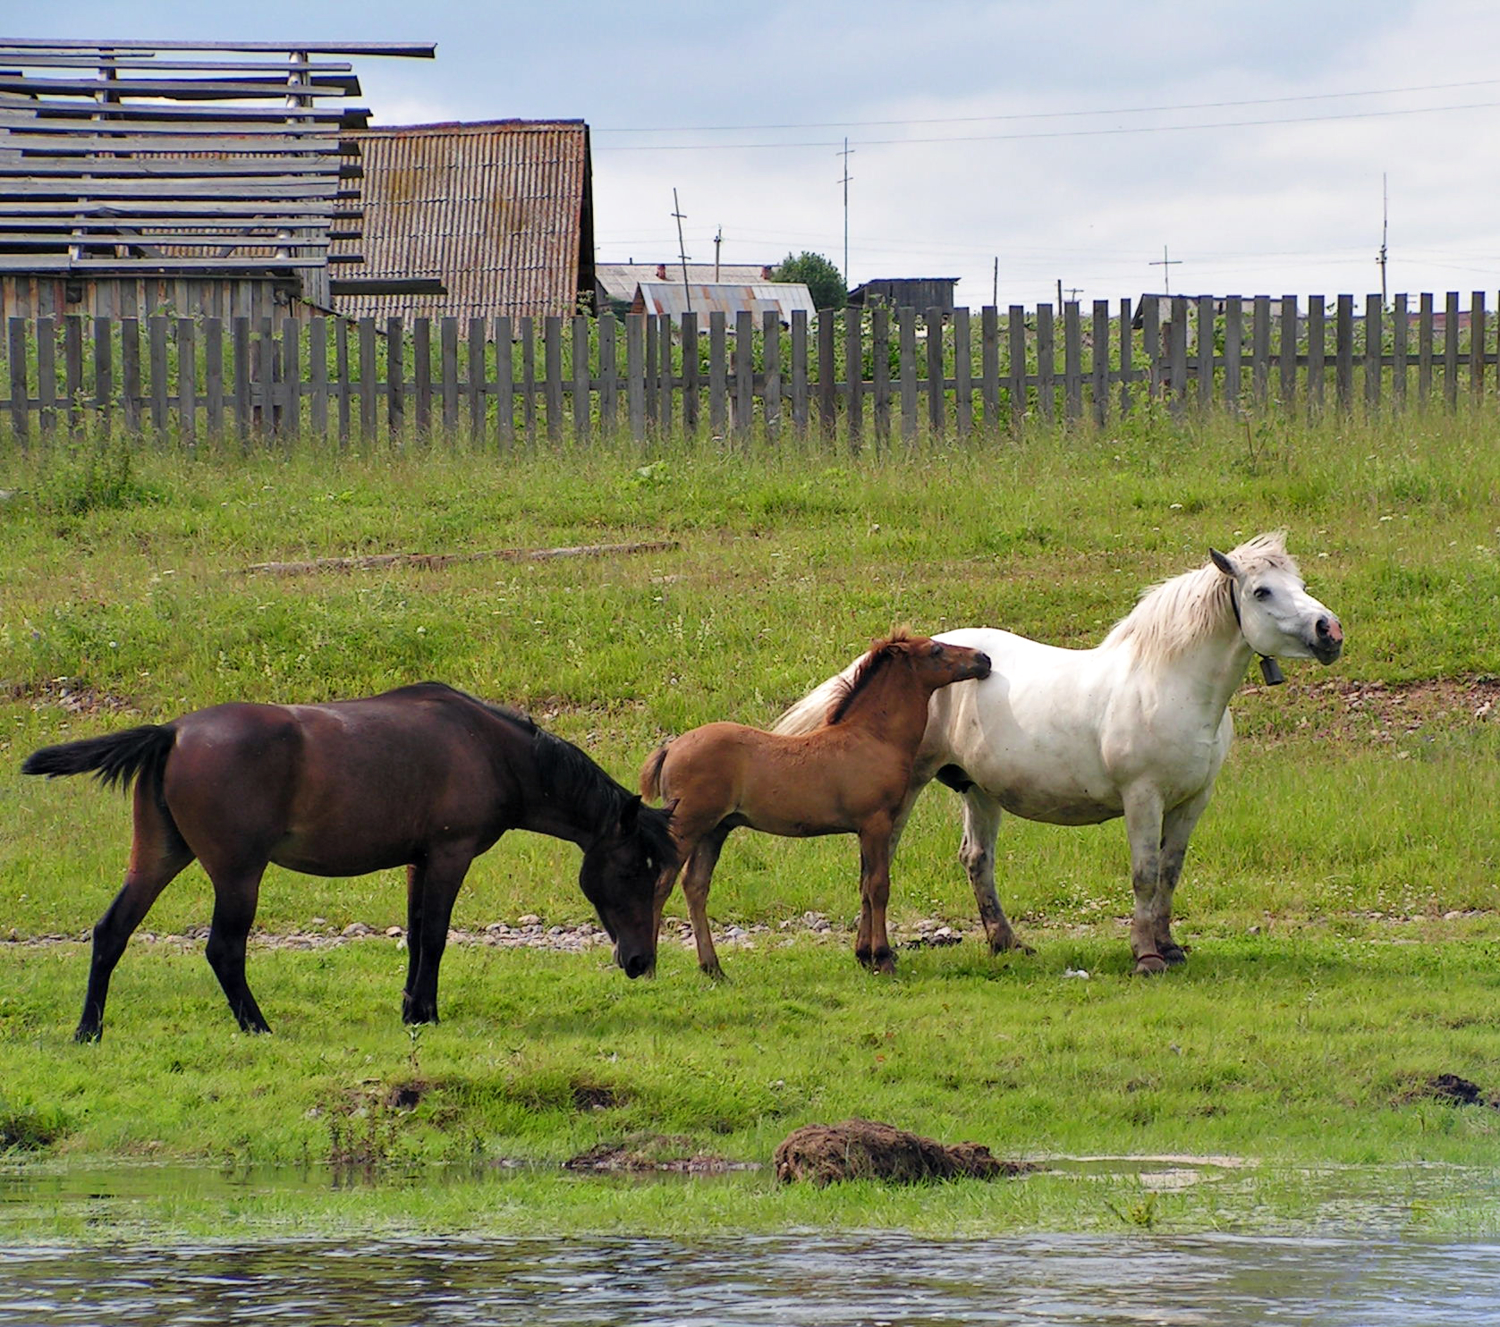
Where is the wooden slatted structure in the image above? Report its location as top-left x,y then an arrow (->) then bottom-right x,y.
0,38 -> 434,320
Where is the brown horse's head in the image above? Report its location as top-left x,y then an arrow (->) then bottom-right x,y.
827,631 -> 991,724
579,794 -> 678,978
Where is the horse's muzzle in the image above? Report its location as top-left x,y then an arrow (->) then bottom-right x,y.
617,945 -> 655,979
1312,615 -> 1344,664
970,652 -> 993,680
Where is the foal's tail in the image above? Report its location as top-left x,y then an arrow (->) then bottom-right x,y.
639,741 -> 671,803
22,724 -> 176,795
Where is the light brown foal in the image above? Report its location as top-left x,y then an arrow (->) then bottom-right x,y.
639,632 -> 991,977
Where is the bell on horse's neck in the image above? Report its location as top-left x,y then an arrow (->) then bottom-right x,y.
1259,656 -> 1285,686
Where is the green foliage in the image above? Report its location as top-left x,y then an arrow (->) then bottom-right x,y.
772,250 -> 848,311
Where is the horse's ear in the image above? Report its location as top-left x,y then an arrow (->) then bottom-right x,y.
1209,548 -> 1238,579
619,794 -> 641,834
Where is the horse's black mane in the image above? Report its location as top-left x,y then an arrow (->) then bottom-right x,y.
825,630 -> 915,727
439,685 -> 675,866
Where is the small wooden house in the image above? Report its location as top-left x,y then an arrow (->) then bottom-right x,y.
0,38 -> 435,322
847,277 -> 959,312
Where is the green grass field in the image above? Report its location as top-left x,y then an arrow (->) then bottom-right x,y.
1,407 -> 1496,1237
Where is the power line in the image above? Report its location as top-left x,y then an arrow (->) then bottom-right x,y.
601,98 -> 1500,153
595,77 -> 1500,136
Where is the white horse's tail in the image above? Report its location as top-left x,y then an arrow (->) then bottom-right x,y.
771,656 -> 866,735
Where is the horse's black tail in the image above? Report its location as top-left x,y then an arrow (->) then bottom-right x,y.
22,724 -> 176,795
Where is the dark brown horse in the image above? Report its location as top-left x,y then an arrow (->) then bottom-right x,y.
640,632 -> 991,978
22,682 -> 677,1041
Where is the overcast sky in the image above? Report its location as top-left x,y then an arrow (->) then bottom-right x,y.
25,1 -> 1500,307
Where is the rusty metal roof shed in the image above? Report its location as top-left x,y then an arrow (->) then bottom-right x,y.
332,119 -> 593,323
632,280 -> 815,325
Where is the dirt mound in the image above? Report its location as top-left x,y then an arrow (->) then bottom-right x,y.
774,1118 -> 1032,1186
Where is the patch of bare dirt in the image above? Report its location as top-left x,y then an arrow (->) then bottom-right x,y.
1243,675 -> 1498,745
5,678 -> 138,717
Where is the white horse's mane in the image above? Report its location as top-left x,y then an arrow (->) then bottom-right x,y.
1102,531 -> 1298,668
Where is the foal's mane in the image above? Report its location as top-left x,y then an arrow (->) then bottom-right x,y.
1101,531 -> 1299,668
825,629 -> 918,726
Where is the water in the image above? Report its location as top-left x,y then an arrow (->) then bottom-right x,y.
3,1229 -> 1500,1326
3,1163 -> 1498,1326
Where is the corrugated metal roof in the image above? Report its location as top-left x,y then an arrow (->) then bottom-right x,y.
332,119 -> 592,323
596,262 -> 771,302
632,281 -> 817,324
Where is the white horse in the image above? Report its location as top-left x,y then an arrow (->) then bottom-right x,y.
773,533 -> 1343,973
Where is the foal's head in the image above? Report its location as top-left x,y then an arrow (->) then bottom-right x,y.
827,631 -> 991,724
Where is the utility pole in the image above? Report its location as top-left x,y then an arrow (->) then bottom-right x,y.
672,188 -> 691,312
714,225 -> 723,282
1150,244 -> 1182,295
1378,173 -> 1389,305
838,137 -> 854,289
992,256 -> 998,309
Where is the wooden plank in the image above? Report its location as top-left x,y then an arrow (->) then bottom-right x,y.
1279,296 -> 1298,408
1470,291 -> 1486,400
120,316 -> 142,433
94,315 -> 114,438
899,307 -> 917,439
1007,305 -> 1026,425
307,316 -> 327,439
1391,294 -> 1408,407
926,307 -> 946,434
6,318 -> 27,445
1443,291 -> 1459,407
598,314 -> 618,435
544,314 -> 563,442
980,305 -> 999,428
761,310 -> 781,441
64,314 -> 84,434
1117,298 -> 1134,416
844,308 -> 863,448
1365,295 -> 1382,411
147,315 -> 169,432
1089,301 -> 1107,426
1417,292 -> 1434,404
814,311 -> 835,439
736,311 -> 755,439
658,315 -> 674,433
1250,296 -> 1270,405
37,316 -> 57,434
681,311 -> 699,436
440,316 -> 460,437
411,317 -> 431,438
790,309 -> 809,437
519,316 -> 537,443
572,313 -> 590,444
386,316 -> 404,439
1036,303 -> 1056,422
1222,296 -> 1242,408
642,315 -> 657,430
204,316 -> 224,437
626,312 -> 645,441
1306,296 -> 1325,410
953,306 -> 972,436
356,317 -> 376,440
494,316 -> 514,448
1334,294 -> 1354,410
467,317 -> 487,444
1062,300 -> 1081,421
232,315 -> 251,437
871,306 -> 890,444
708,311 -> 727,437
177,317 -> 197,444
1194,296 -> 1215,405
1141,296 -> 1161,399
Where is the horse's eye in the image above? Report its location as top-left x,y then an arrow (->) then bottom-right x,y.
1253,586 -> 1272,600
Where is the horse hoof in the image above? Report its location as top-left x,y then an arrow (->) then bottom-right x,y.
1133,953 -> 1168,975
1161,945 -> 1188,966
73,1025 -> 102,1044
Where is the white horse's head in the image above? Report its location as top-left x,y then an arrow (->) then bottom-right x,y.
1209,533 -> 1343,666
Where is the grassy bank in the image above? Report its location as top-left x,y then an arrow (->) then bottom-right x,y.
1,407 -> 1497,1237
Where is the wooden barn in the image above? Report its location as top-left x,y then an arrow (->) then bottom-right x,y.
331,120 -> 596,324
847,277 -> 959,312
0,38 -> 434,322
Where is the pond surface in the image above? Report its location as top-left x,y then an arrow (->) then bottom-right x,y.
4,1229 -> 1500,1326
2,1161 -> 1498,1326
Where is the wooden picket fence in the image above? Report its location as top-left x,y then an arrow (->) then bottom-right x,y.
2,291 -> 1497,449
